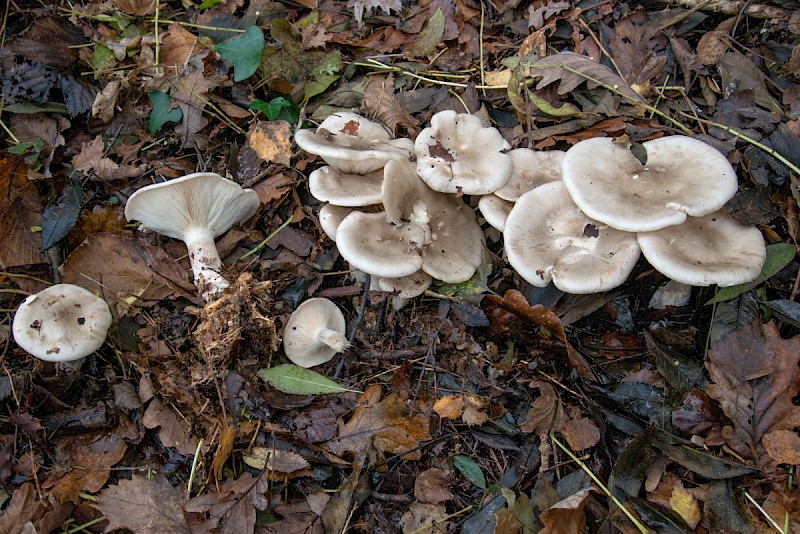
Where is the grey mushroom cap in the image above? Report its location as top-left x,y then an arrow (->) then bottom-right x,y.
494,148 -> 565,201
562,136 -> 739,232
125,172 -> 260,300
636,211 -> 766,287
504,182 -> 641,294
378,270 -> 433,299
283,298 -> 349,368
478,194 -> 514,232
318,204 -> 355,241
12,284 -> 113,364
295,112 -> 414,175
415,110 -> 512,195
309,166 -> 385,207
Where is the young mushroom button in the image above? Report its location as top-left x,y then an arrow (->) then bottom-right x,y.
283,298 -> 349,368
12,284 -> 113,369
125,172 -> 260,302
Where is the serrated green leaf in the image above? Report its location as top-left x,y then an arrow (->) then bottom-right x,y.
706,242 -> 796,304
257,364 -> 354,395
454,455 -> 487,490
216,25 -> 264,82
412,8 -> 445,58
303,50 -> 342,102
148,91 -> 182,135
91,45 -> 116,74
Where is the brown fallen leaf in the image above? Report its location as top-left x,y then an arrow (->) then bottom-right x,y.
184,472 -> 269,534
433,394 -> 465,420
706,321 -> 800,467
561,407 -> 600,452
160,24 -> 202,72
361,74 -> 417,136
173,62 -> 211,149
399,501 -> 450,534
72,135 -> 147,182
0,483 -> 73,534
211,426 -> 236,482
325,384 -> 432,460
539,488 -> 591,534
247,120 -> 292,166
414,468 -> 453,504
519,381 -> 566,435
96,474 -> 190,533
142,396 -> 200,456
46,432 -> 127,504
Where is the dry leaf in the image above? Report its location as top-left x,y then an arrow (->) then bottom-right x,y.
433,395 -> 465,420
242,447 -> 311,473
97,474 -> 189,533
539,488 -> 591,534
670,483 -> 702,529
519,381 -> 566,435
361,74 -> 416,135
399,501 -> 450,534
142,396 -> 200,456
211,426 -> 236,481
762,429 -> 800,465
173,63 -> 211,149
47,433 -> 127,504
414,468 -> 453,504
72,135 -> 147,182
561,410 -> 600,452
247,120 -> 292,166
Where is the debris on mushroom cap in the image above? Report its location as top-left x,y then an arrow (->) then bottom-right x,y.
283,297 -> 349,368
125,172 -> 260,301
561,136 -> 739,232
504,181 -> 641,294
12,284 -> 113,366
478,194 -> 514,232
636,211 -> 766,287
493,148 -> 565,201
319,204 -> 355,241
309,166 -> 384,206
381,158 -> 485,283
294,112 -> 414,175
414,110 -> 513,195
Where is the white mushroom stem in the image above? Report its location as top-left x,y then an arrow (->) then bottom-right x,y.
318,328 -> 350,353
184,226 -> 229,300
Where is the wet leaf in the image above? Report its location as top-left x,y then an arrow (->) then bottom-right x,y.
704,479 -> 754,534
412,8 -> 445,58
609,428 -> 652,499
709,291 -> 759,344
762,299 -> 800,328
216,25 -> 264,82
148,91 -> 183,135
257,364 -> 351,395
655,441 -> 753,479
41,178 -> 81,250
303,50 -> 343,102
454,455 -> 486,490
644,332 -> 707,394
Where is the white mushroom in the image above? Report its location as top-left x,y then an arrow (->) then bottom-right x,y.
379,270 -> 433,310
478,194 -> 514,232
504,182 -> 641,294
415,110 -> 512,195
12,284 -> 113,369
636,211 -> 766,287
125,172 -> 260,301
561,136 -> 739,232
283,298 -> 349,368
295,112 -> 414,174
309,166 -> 384,206
494,148 -> 565,201
318,204 -> 355,241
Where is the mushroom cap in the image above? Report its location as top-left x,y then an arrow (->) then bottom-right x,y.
336,211 -> 426,278
378,270 -> 433,299
636,211 -> 766,286
415,110 -> 512,195
295,112 -> 414,175
561,136 -> 739,232
318,204 -> 355,241
283,298 -> 348,368
125,172 -> 260,241
478,194 -> 514,232
494,148 -> 565,201
309,166 -> 384,207
381,158 -> 485,283
12,284 -> 113,363
504,182 -> 641,294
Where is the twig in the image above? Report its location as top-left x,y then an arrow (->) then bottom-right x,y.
238,216 -> 293,260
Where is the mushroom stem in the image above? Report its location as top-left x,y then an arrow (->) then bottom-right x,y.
318,328 -> 350,353
184,226 -> 229,301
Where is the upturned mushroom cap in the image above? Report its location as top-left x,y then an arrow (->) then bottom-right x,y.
636,211 -> 766,286
283,298 -> 349,368
125,172 -> 260,300
478,194 -> 514,232
381,158 -> 485,283
12,284 -> 112,365
415,110 -> 512,195
494,148 -> 565,201
504,182 -> 641,294
295,112 -> 414,175
309,166 -> 384,206
561,136 -> 738,232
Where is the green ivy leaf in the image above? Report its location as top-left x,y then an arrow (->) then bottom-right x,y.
148,91 -> 182,135
257,364 -> 354,395
250,96 -> 297,123
454,455 -> 487,489
216,25 -> 264,82
706,242 -> 797,304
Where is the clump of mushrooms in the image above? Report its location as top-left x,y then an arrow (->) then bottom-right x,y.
125,172 -> 260,302
12,284 -> 113,369
283,298 -> 349,368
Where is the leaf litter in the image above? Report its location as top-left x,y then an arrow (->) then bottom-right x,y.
1,1 -> 800,533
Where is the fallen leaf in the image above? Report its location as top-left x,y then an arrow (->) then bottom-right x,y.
241,447 -> 311,473
211,426 -> 236,482
173,62 -> 211,149
347,0 -> 402,25
160,24 -> 202,72
184,472 -> 269,533
762,429 -> 800,465
669,482 -> 702,529
47,433 -> 127,504
399,501 -> 450,534
247,120 -> 292,166
72,135 -> 147,182
414,468 -> 453,504
561,410 -> 600,452
361,74 -> 416,135
96,474 -> 190,533
142,396 -> 200,456
539,488 -> 591,534
0,483 -> 72,534
91,79 -> 121,123
519,381 -> 566,435
433,395 -> 465,420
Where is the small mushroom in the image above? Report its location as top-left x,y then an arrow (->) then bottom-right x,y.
309,166 -> 384,206
125,172 -> 260,301
12,284 -> 113,369
379,270 -> 433,310
493,148 -> 565,201
318,204 -> 356,241
478,194 -> 514,232
636,211 -> 766,286
561,136 -> 738,232
295,112 -> 414,174
504,182 -> 641,294
283,298 -> 349,368
415,110 -> 512,195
